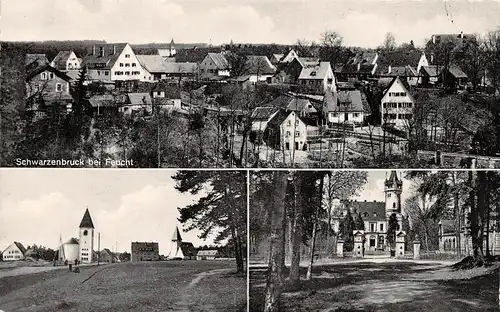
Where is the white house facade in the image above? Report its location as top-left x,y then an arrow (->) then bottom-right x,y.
380,77 -> 414,129
2,242 -> 26,261
279,111 -> 308,151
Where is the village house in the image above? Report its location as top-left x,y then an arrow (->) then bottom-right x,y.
264,94 -> 317,119
137,55 -> 198,82
151,83 -> 183,112
50,51 -> 82,71
239,55 -> 276,84
158,39 -> 177,58
1,242 -> 27,261
131,242 -> 160,261
100,248 -> 119,263
335,51 -> 379,82
199,52 -> 231,79
166,227 -> 197,260
376,50 -> 429,86
298,61 -> 336,95
196,250 -> 219,260
264,109 -> 309,151
86,94 -> 119,116
274,57 -> 320,84
83,43 -> 151,82
250,106 -> 280,132
380,76 -> 415,129
25,65 -> 74,119
323,89 -> 368,126
26,54 -> 49,74
419,65 -> 442,86
270,49 -> 299,65
444,65 -> 469,90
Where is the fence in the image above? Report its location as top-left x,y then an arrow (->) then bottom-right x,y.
417,150 -> 500,168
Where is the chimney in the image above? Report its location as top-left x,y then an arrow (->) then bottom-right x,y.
93,45 -> 96,56
113,45 -> 116,55
460,31 -> 464,39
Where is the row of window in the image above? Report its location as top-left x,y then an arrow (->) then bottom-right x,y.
115,71 -> 141,76
369,223 -> 384,232
119,63 -> 137,67
383,113 -> 413,120
388,92 -> 407,97
383,102 -> 413,109
331,112 -> 360,118
81,252 -> 88,256
286,120 -> 300,127
3,255 -> 22,259
137,248 -> 156,251
7,250 -> 21,254
285,131 -> 301,137
31,83 -> 64,93
96,71 -> 110,76
40,72 -> 55,80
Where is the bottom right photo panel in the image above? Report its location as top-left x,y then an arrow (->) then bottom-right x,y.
249,170 -> 500,312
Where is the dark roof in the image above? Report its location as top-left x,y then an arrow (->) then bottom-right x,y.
180,242 -> 197,257
131,242 -> 159,252
26,54 -> 49,67
26,65 -> 72,82
206,53 -> 231,70
381,76 -> 413,100
101,248 -> 114,256
51,51 -> 74,70
65,237 -> 80,245
79,208 -> 95,228
197,250 -> 218,256
88,94 -> 117,108
448,65 -> 468,79
286,98 -> 316,113
171,226 -> 182,241
324,90 -> 366,113
385,170 -> 403,187
243,55 -> 276,75
128,93 -> 152,105
376,49 -> 424,74
385,66 -> 418,77
251,106 -> 279,120
420,65 -> 443,77
346,200 -> 386,221
14,242 -> 27,254
266,108 -> 306,131
83,43 -> 128,70
152,83 -> 181,98
347,51 -> 378,65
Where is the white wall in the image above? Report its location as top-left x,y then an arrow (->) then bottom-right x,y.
279,112 -> 308,150
381,78 -> 414,129
2,243 -> 23,261
327,111 -> 364,124
110,44 -> 151,82
66,52 -> 81,70
79,228 -> 94,263
63,243 -> 79,263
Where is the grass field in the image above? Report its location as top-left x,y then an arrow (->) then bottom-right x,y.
0,260 -> 246,312
250,261 -> 499,312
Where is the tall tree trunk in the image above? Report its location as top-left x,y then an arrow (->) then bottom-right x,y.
485,172 -> 492,257
288,175 -> 302,289
306,175 -> 323,280
471,171 -> 485,265
453,172 -> 461,258
264,172 -> 288,312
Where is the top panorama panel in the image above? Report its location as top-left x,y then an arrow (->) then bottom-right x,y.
2,0 -> 500,168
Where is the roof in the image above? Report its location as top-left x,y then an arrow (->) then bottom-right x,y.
206,53 -> 231,70
324,90 -> 365,113
299,62 -> 332,80
51,51 -> 74,70
271,54 -> 284,62
83,43 -> 128,70
152,83 -> 181,98
197,250 -> 219,256
387,66 -> 418,77
65,238 -> 80,245
286,98 -> 315,112
381,76 -> 413,100
420,65 -> 444,77
347,52 -> 378,66
26,65 -> 72,82
251,106 -> 279,120
376,49 -> 424,74
346,200 -> 386,221
171,226 -> 182,241
128,93 -> 152,105
243,55 -> 276,75
385,170 -> 402,187
88,94 -> 117,108
266,109 -> 306,131
179,242 -> 197,257
163,62 -> 198,74
14,242 -> 27,254
26,54 -> 49,67
137,55 -> 168,73
131,242 -> 159,252
448,65 -> 468,79
79,208 -> 95,228
296,57 -> 321,67
101,248 -> 114,256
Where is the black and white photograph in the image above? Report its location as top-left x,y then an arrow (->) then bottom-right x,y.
249,170 -> 500,311
0,169 -> 247,312
2,0 -> 500,168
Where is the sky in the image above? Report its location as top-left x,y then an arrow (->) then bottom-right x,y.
354,170 -> 415,205
0,169 -> 223,255
2,0 -> 500,48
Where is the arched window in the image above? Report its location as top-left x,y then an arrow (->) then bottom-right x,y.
83,230 -> 88,236
393,203 -> 396,208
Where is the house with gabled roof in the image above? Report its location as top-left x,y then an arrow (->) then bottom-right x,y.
119,93 -> 153,117
323,89 -> 368,126
2,242 -> 27,261
26,54 -> 49,74
380,76 -> 415,129
275,57 -> 320,84
51,51 -> 82,71
158,38 -> 177,57
83,43 -> 151,82
240,55 -> 276,84
137,55 -> 198,82
251,106 -> 280,132
264,109 -> 309,151
196,250 -> 219,260
264,94 -> 317,119
199,52 -> 231,79
131,242 -> 160,261
419,65 -> 443,86
335,51 -> 379,82
100,248 -> 119,263
271,49 -> 298,65
298,61 -> 336,95
166,226 -> 197,260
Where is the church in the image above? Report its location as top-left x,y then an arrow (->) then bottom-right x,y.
56,208 -> 96,264
166,226 -> 197,260
332,171 -> 410,251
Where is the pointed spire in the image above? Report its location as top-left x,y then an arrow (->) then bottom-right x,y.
170,38 -> 175,48
79,208 -> 94,228
387,170 -> 399,183
171,226 -> 182,242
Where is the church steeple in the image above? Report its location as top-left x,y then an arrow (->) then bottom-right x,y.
79,208 -> 94,228
384,171 -> 403,218
171,226 -> 182,242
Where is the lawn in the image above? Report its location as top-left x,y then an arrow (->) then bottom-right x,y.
249,261 -> 499,312
0,260 -> 246,312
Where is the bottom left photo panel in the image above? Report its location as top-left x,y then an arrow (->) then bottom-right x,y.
0,169 -> 248,312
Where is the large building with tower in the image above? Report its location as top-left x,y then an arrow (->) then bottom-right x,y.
332,171 -> 409,251
55,208 -> 96,264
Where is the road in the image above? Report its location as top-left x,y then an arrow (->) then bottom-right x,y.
0,260 -> 246,312
250,261 -> 499,312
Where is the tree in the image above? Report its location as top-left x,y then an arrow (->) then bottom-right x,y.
263,171 -> 288,312
172,171 -> 247,273
354,212 -> 365,231
339,210 -> 355,251
319,30 -> 345,69
119,251 -> 131,262
387,213 -> 399,254
382,32 -> 397,51
294,39 -> 316,57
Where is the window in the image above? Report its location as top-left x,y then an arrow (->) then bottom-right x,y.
125,63 -> 130,67
105,71 -> 109,76
83,230 -> 88,236
125,71 -> 130,75
49,73 -> 54,79
295,131 -> 300,137
125,54 -> 130,58
287,120 -> 291,126
286,131 -> 291,136
327,78 -> 333,84
371,223 -> 375,232
393,203 -> 396,208
354,113 -> 359,117
132,63 -> 136,67
120,63 -> 124,67
56,83 -> 62,92
97,71 -> 101,75
41,72 -> 47,80
380,224 -> 384,231
388,193 -> 391,197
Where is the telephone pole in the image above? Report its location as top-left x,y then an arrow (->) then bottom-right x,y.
97,232 -> 100,266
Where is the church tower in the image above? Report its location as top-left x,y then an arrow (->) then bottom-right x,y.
78,208 -> 95,264
169,38 -> 176,57
167,226 -> 182,259
384,171 -> 403,219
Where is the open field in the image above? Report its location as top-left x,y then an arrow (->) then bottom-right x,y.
0,260 -> 246,312
250,261 -> 499,312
